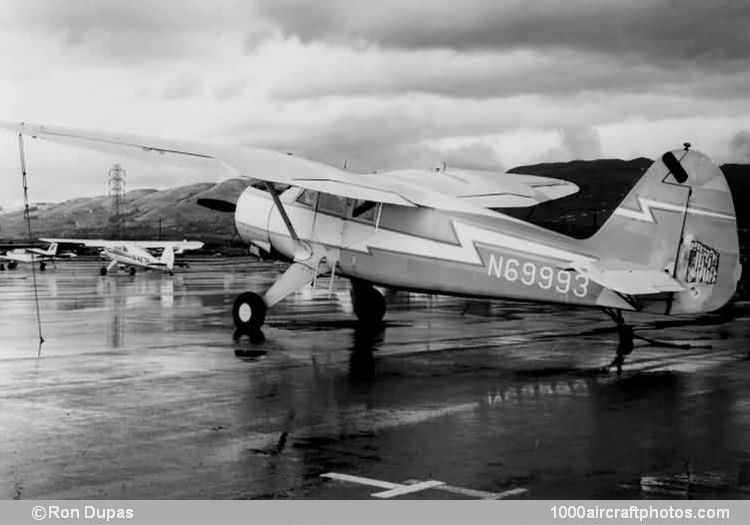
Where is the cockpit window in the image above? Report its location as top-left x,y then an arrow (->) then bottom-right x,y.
352,200 -> 378,223
296,189 -> 318,207
318,193 -> 347,216
295,191 -> 378,223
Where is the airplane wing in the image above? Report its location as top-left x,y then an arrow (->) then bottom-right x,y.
0,122 -> 562,217
41,238 -> 127,248
566,260 -> 687,295
40,238 -> 203,251
136,241 -> 204,253
129,241 -> 203,250
375,168 -> 579,208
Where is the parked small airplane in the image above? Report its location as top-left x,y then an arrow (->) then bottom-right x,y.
0,241 -> 60,271
41,238 -> 204,275
1,122 -> 741,372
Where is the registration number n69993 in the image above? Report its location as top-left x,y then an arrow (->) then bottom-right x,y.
487,254 -> 589,298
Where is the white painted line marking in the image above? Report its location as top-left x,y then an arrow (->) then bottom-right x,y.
488,487 -> 529,499
321,472 -> 401,490
434,484 -> 501,499
323,472 -> 527,499
372,480 -> 445,499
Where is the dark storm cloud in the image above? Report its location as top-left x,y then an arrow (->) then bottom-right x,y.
5,1 -> 261,62
270,48 -> 750,102
256,0 -> 750,104
256,0 -> 750,64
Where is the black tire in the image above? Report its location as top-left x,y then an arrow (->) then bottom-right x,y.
100,267 -> 108,276
232,291 -> 267,334
351,283 -> 386,324
129,267 -> 136,276
0,263 -> 5,271
8,261 -> 18,270
39,261 -> 46,271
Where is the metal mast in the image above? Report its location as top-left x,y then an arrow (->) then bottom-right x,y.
108,163 -> 126,237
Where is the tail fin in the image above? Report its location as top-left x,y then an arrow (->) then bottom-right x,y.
160,245 -> 175,270
588,148 -> 740,314
46,242 -> 58,256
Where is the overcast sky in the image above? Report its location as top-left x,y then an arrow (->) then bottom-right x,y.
2,0 -> 750,208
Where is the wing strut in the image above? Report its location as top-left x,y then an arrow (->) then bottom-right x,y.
264,182 -> 300,242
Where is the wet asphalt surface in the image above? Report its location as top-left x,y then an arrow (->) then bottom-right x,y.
1,257 -> 750,499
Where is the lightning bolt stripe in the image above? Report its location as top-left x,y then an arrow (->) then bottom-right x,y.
614,197 -> 735,223
354,222 -> 596,265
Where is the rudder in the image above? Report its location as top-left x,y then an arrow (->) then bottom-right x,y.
588,148 -> 740,314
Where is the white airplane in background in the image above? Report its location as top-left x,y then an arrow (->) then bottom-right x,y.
1,122 -> 740,374
41,238 -> 204,275
0,241 -> 62,271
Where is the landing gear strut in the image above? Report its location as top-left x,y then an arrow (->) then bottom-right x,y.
603,308 -> 633,375
232,291 -> 267,343
351,280 -> 386,324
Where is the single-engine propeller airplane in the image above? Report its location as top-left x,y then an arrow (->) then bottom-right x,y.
1,122 -> 741,373
0,241 -> 62,271
40,238 -> 204,275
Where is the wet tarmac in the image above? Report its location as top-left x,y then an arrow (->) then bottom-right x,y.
1,257 -> 750,499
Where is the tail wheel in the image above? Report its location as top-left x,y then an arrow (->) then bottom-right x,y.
232,291 -> 267,335
352,283 -> 386,324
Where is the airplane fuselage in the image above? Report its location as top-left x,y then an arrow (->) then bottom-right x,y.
234,187 -> 636,312
102,244 -> 168,271
0,249 -> 55,264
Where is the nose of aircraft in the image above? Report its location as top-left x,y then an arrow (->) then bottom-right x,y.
234,187 -> 273,247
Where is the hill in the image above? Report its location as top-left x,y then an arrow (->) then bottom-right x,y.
0,178 -> 253,248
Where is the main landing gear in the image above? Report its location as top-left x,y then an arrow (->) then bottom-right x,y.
350,280 -> 386,324
232,279 -> 387,345
602,308 -> 634,375
232,292 -> 267,344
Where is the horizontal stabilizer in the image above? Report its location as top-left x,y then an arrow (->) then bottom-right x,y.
565,260 -> 686,295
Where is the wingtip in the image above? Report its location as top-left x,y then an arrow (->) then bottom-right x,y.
0,121 -> 40,136
0,121 -> 22,132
